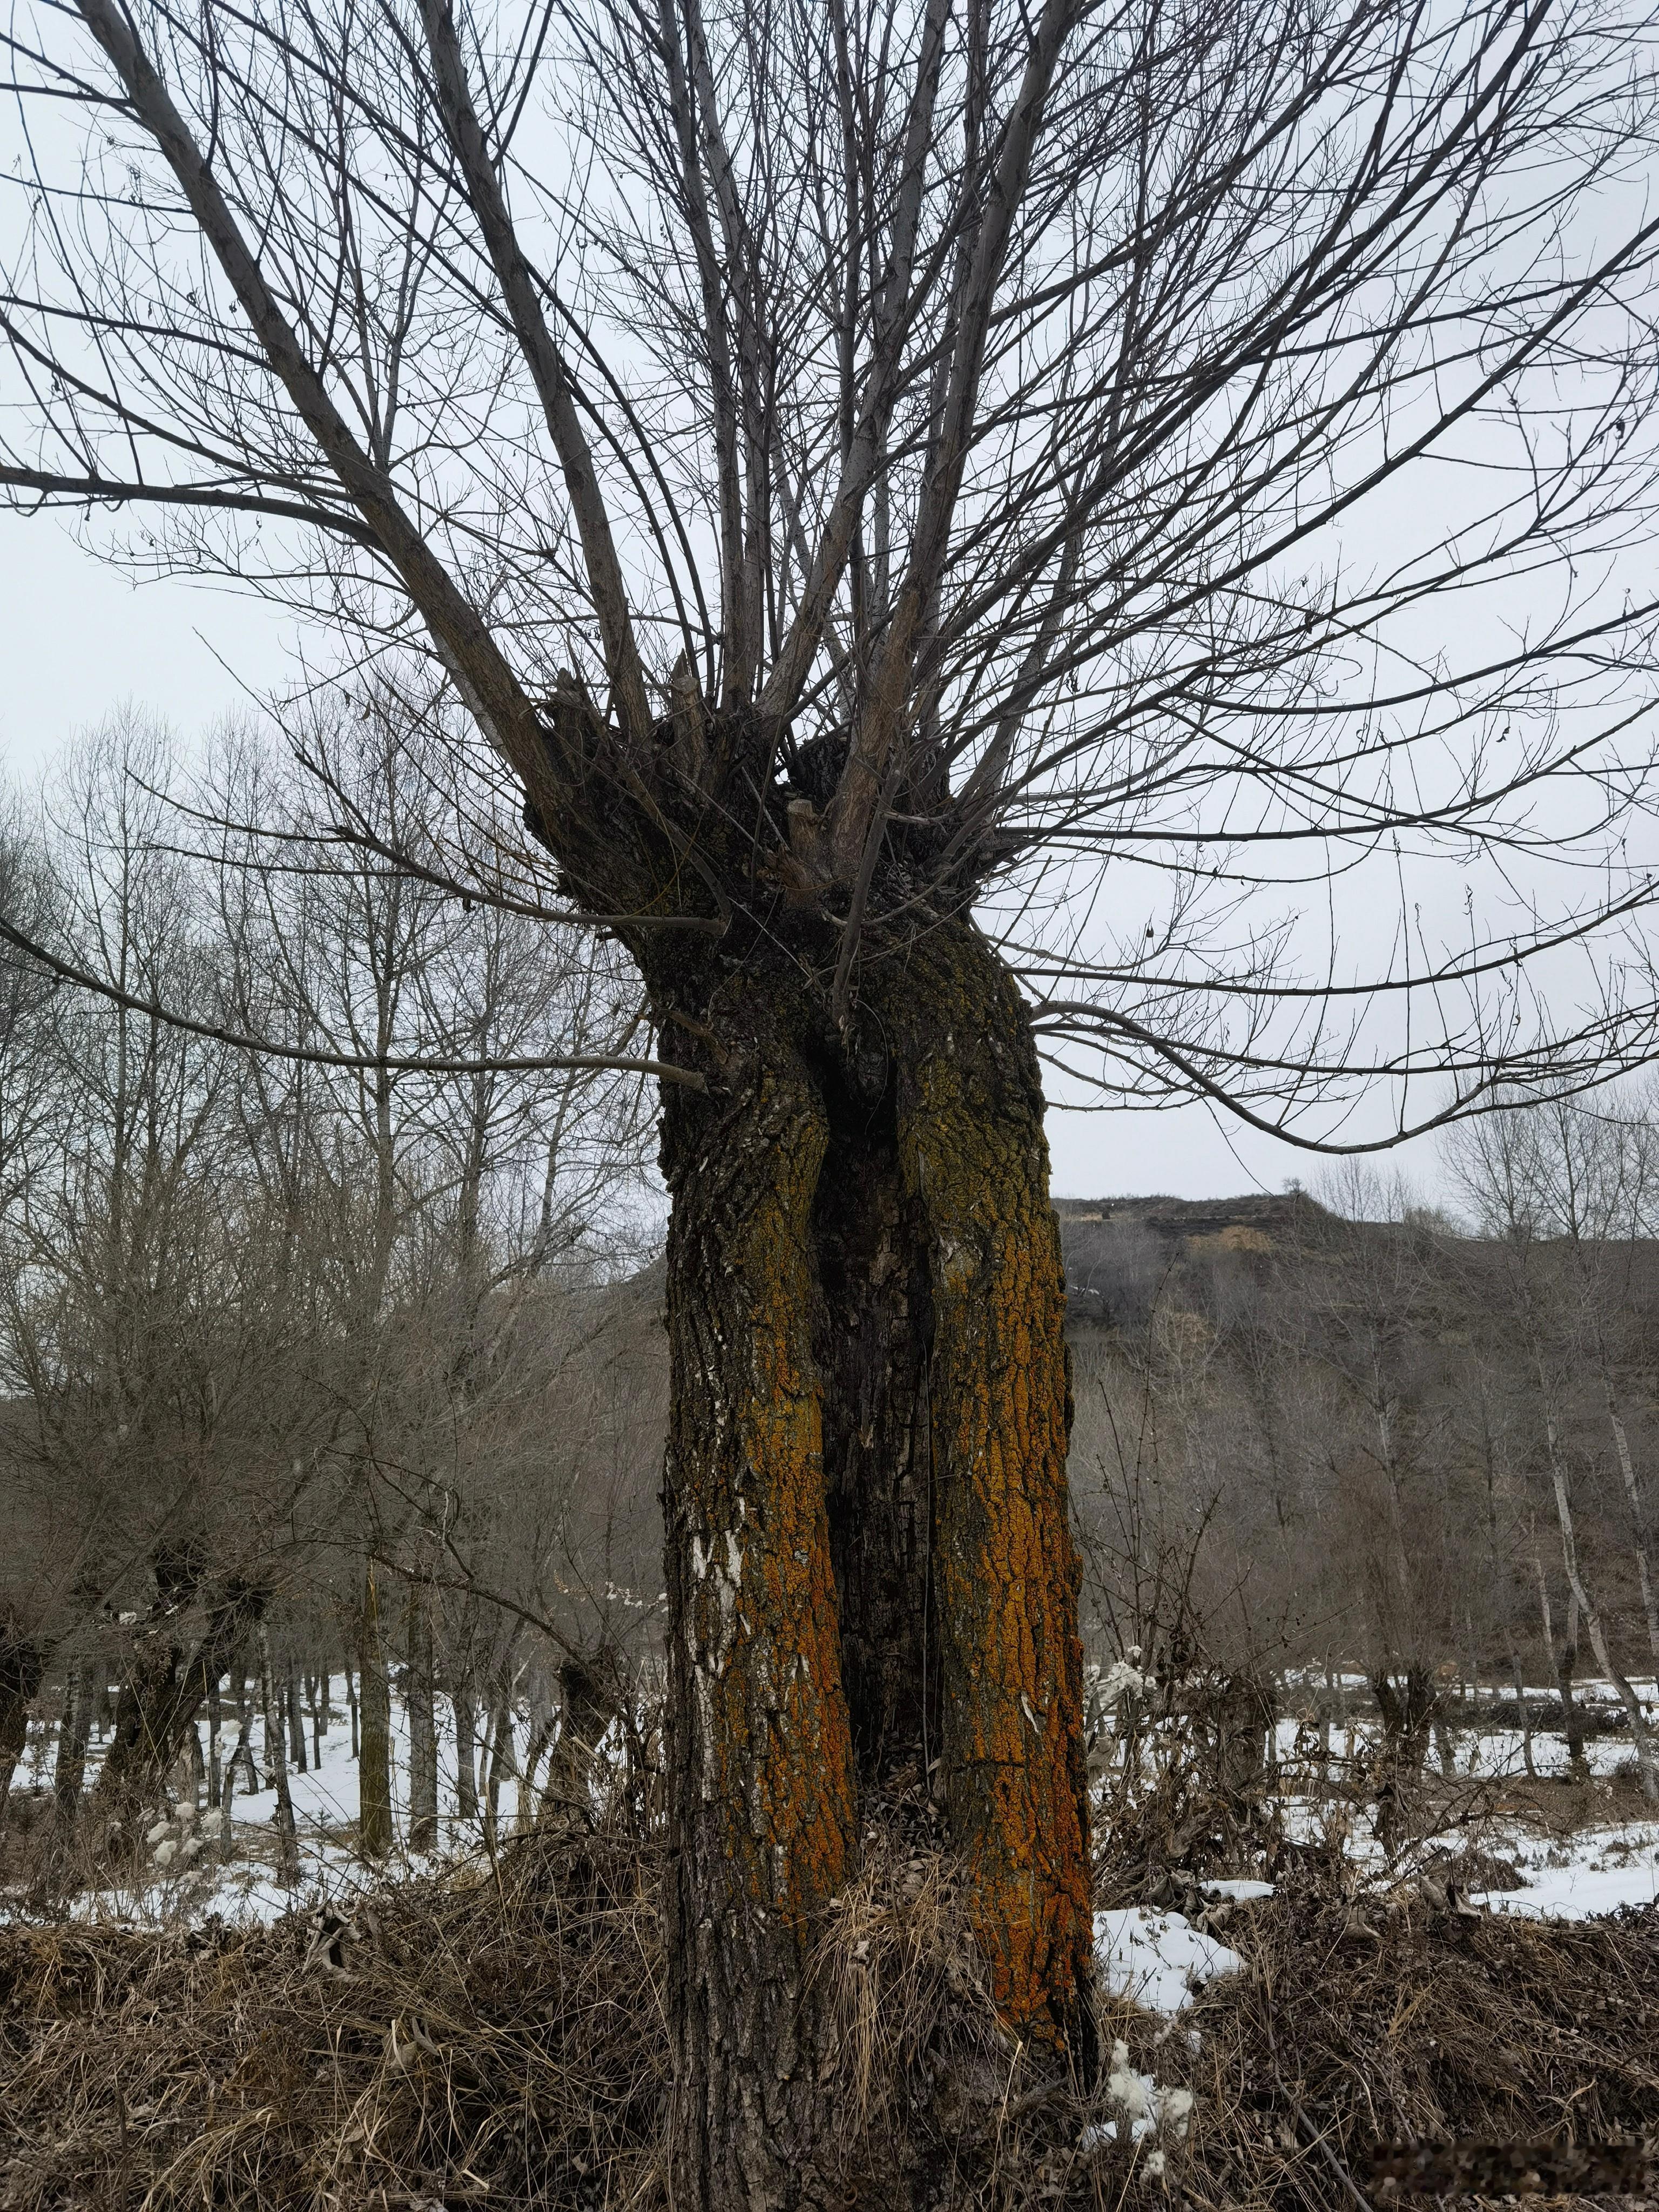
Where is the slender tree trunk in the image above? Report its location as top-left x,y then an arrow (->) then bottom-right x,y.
307,1672 -> 326,1766
207,1674 -> 223,1809
1537,1553 -> 1589,1776
287,1670 -> 307,1774
1544,1430 -> 1659,1801
53,1660 -> 92,1833
483,1681 -> 513,1849
345,1660 -> 359,1759
260,1627 -> 299,1880
1604,1392 -> 1659,1665
406,1577 -> 438,1852
358,1566 -> 394,1858
185,1720 -> 205,1810
0,1628 -> 44,1832
652,923 -> 1092,2207
1509,1649 -> 1537,1778
517,1702 -> 556,1832
451,1683 -> 478,1823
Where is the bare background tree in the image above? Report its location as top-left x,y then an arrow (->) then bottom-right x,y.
0,713 -> 661,1882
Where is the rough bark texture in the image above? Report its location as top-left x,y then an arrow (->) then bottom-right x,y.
660,986 -> 858,2207
543,1650 -> 621,1820
879,928 -> 1092,2054
92,1572 -> 266,1828
648,925 -> 1092,2203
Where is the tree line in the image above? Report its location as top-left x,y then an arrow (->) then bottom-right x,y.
1068,1110 -> 1659,1808
0,711 -> 665,1875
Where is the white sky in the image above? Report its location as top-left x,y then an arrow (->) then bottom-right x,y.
0,519 -> 1457,1207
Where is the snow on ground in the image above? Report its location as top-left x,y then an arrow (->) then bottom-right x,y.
1,1678 -> 543,1930
15,1670 -> 1659,1937
1094,1907 -> 1244,2018
1474,1819 -> 1659,1921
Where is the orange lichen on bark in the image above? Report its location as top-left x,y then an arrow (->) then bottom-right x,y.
665,1031 -> 856,1924
884,928 -> 1094,2044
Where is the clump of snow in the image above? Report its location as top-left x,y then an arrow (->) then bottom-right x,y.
1095,1907 -> 1244,2018
1100,1657 -> 1147,1707
1106,2040 -> 1155,2132
1199,1878 -> 1274,1902
1080,2039 -> 1196,2173
1161,2087 -> 1194,2137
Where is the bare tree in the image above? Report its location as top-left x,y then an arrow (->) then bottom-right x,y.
9,0 -> 1659,2189
1447,1103 -> 1659,1799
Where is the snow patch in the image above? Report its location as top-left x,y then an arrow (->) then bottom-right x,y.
1094,1907 -> 1244,2018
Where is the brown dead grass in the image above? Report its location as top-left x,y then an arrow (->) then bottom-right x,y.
3,1830 -> 1659,2210
0,1825 -> 667,2211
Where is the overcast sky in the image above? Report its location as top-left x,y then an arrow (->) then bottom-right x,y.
0,510 -> 1480,1209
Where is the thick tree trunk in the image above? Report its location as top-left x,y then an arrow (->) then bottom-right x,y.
1371,1664 -> 1439,1851
93,1579 -> 266,1829
1212,1669 -> 1276,1800
659,984 -> 858,2207
653,922 -> 1092,2208
878,929 -> 1092,2048
543,1651 -> 619,1822
358,1567 -> 394,1858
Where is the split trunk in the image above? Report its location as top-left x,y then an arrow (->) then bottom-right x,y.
650,922 -> 1094,2207
532,699 -> 1096,2207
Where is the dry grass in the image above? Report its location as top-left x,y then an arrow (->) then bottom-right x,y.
0,1825 -> 667,2211
1150,1851 -> 1659,2212
3,1827 -> 1659,2209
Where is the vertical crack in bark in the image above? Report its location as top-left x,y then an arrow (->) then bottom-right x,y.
812,1053 -> 940,1786
652,921 -> 1094,2208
